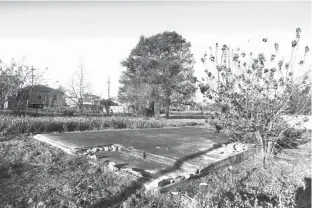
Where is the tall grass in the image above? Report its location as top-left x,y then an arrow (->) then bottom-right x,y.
0,115 -> 203,136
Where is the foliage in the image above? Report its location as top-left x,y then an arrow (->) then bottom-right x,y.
100,98 -> 118,115
62,109 -> 75,116
287,84 -> 311,115
0,115 -> 203,137
119,31 -> 197,118
198,28 -> 311,167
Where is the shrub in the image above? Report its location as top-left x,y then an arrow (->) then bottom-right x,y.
198,28 -> 311,168
62,109 -> 75,116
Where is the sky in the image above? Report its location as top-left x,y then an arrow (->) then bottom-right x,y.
0,1 -> 311,100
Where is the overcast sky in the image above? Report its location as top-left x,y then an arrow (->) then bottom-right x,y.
0,1 -> 311,99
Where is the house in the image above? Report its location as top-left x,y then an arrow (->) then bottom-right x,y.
6,85 -> 66,112
79,93 -> 103,113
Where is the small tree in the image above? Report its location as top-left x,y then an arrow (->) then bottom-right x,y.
199,28 -> 311,168
100,98 -> 118,115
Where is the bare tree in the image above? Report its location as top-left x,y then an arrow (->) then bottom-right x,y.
66,62 -> 89,115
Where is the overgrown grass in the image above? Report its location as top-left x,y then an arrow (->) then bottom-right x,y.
0,136 -> 139,207
0,115 -> 203,137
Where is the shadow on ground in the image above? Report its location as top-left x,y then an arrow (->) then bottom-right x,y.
276,129 -> 311,151
295,177 -> 311,208
88,146 -> 218,208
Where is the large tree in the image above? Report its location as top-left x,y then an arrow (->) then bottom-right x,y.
118,31 -> 197,118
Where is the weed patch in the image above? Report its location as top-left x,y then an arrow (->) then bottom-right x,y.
0,115 -> 203,137
0,136 -> 138,207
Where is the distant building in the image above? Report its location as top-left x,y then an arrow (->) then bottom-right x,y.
5,85 -> 66,111
110,101 -> 128,113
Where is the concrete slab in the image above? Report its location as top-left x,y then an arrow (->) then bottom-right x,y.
34,127 -> 256,192
36,127 -> 229,159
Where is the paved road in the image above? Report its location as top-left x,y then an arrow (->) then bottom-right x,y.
43,127 -> 229,159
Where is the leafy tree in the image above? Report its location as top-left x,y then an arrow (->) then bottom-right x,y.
100,98 -> 118,115
199,28 -> 311,168
119,31 -> 197,118
287,83 -> 311,115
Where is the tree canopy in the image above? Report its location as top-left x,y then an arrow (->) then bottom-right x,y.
100,98 -> 118,115
118,31 -> 197,118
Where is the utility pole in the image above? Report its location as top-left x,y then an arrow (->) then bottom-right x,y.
31,66 -> 35,87
107,77 -> 111,99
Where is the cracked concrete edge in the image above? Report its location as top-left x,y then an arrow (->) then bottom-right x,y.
119,148 -> 199,170
198,146 -> 256,176
119,142 -> 229,171
33,134 -> 76,155
147,145 -> 257,193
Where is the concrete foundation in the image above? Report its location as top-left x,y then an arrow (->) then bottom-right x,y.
33,127 -> 256,191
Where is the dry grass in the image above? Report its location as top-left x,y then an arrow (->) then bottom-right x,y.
0,115 -> 203,137
0,135 -> 140,207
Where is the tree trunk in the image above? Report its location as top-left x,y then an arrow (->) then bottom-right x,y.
267,141 -> 274,154
147,101 -> 155,117
105,106 -> 110,115
165,100 -> 170,119
79,104 -> 83,116
255,131 -> 267,169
